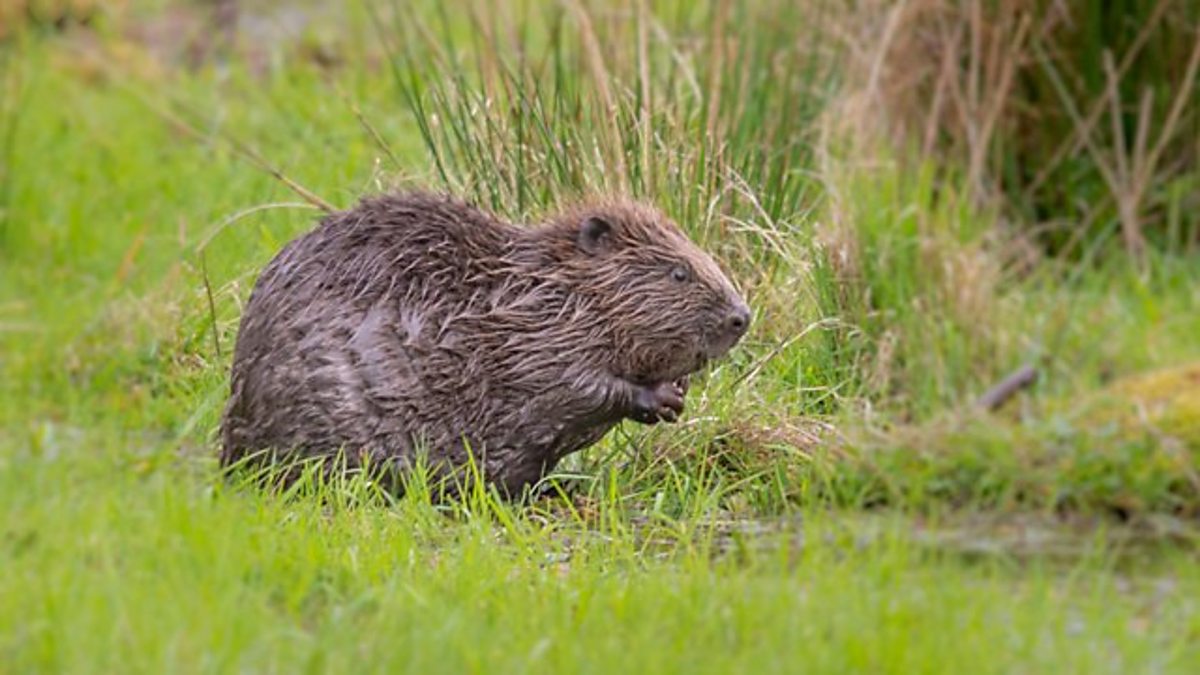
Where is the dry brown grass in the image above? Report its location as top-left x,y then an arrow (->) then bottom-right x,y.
828,0 -> 1200,257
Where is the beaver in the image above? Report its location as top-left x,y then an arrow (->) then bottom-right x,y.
219,191 -> 750,495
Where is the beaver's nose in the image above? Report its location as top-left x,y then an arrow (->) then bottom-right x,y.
724,302 -> 751,336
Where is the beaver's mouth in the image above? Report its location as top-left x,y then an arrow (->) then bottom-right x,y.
620,348 -> 709,424
628,350 -> 706,389
703,331 -> 746,362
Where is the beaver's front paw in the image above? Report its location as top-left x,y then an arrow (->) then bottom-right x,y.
630,379 -> 687,424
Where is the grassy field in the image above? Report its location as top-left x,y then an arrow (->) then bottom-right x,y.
2,1 -> 1199,672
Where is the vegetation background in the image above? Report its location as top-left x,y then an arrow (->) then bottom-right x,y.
1,0 -> 1198,671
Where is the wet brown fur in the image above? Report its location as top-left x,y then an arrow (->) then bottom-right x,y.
220,191 -> 749,495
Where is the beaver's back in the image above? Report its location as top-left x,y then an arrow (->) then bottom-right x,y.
219,192 -> 518,474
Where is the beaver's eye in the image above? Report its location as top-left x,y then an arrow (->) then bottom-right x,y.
670,265 -> 691,283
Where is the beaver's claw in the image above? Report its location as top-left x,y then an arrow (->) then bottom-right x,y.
630,378 -> 689,424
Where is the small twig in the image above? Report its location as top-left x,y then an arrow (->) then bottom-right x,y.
977,363 -> 1038,411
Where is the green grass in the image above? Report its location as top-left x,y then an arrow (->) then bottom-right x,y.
3,452 -> 1199,673
2,1 -> 1199,672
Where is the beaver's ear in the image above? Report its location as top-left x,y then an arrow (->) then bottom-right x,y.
578,216 -> 614,255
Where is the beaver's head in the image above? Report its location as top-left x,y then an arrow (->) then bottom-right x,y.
529,199 -> 750,388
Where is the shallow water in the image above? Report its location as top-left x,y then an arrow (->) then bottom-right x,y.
627,509 -> 1200,566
